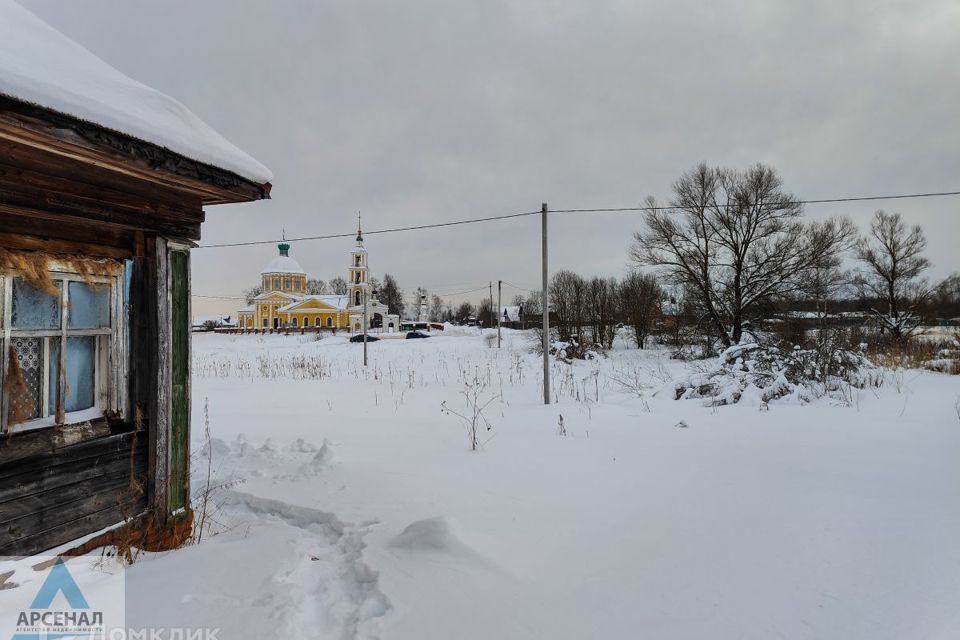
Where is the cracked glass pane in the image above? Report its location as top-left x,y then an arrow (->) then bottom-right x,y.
65,336 -> 95,413
68,281 -> 111,329
11,280 -> 60,329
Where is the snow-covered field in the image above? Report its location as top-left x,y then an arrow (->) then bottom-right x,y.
17,329 -> 960,639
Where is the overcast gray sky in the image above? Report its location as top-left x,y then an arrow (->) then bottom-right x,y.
23,0 -> 960,316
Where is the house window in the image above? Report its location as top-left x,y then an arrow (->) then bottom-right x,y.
1,273 -> 117,433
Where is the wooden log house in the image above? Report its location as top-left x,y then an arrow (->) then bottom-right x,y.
0,3 -> 271,556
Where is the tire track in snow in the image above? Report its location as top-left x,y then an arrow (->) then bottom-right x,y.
221,491 -> 391,639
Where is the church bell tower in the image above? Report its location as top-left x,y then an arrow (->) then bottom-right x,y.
348,215 -> 368,308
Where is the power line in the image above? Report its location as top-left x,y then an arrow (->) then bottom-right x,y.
501,280 -> 535,293
549,190 -> 960,214
199,209 -> 542,249
195,189 -> 960,250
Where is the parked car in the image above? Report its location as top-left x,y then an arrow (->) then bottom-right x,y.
349,334 -> 379,343
406,331 -> 430,339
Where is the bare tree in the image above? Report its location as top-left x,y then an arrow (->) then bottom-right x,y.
242,285 -> 262,304
855,210 -> 931,339
306,279 -> 327,295
524,291 -> 542,316
328,276 -> 348,295
932,273 -> 960,319
550,270 -> 582,342
477,297 -> 494,327
587,276 -> 618,348
631,163 -> 854,347
380,274 -> 405,316
455,301 -> 475,324
429,294 -> 445,321
619,272 -> 662,348
797,218 -> 857,316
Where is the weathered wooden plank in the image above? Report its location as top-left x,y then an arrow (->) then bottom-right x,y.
0,97 -> 270,205
0,430 -> 142,478
0,160 -> 203,223
0,184 -> 202,238
0,212 -> 135,257
169,249 -> 190,511
0,450 -> 147,504
0,138 -> 207,217
1,491 -> 145,552
151,236 -> 170,517
0,499 -> 145,557
0,464 -> 147,524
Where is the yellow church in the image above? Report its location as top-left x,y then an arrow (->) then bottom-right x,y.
237,222 -> 399,332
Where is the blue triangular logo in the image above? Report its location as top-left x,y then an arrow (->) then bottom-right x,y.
30,559 -> 89,610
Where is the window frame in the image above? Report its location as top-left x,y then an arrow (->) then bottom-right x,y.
0,268 -> 123,434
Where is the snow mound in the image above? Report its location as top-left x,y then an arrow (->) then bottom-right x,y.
390,517 -> 474,555
0,0 -> 271,183
297,439 -> 334,477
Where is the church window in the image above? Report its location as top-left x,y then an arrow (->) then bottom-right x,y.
315,317 -> 321,328
354,291 -> 361,306
262,318 -> 268,328
291,317 -> 297,327
326,317 -> 333,328
273,277 -> 280,290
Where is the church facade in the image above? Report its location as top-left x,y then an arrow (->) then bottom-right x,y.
237,223 -> 399,332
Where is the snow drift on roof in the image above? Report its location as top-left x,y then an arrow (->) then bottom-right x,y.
261,255 -> 306,276
277,295 -> 350,312
0,0 -> 272,184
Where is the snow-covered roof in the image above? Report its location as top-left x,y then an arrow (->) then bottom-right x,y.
252,290 -> 299,302
260,256 -> 306,276
278,295 -> 350,313
192,314 -> 235,327
501,306 -> 522,322
237,305 -> 255,314
0,0 -> 272,184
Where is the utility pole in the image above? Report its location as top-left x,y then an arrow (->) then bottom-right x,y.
497,280 -> 502,348
488,281 -> 494,331
362,282 -> 368,367
541,202 -> 550,405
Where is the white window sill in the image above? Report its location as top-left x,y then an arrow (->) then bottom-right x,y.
11,407 -> 105,434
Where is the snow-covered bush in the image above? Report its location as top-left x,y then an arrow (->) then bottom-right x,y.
552,338 -> 603,363
667,340 -> 879,406
922,333 -> 960,375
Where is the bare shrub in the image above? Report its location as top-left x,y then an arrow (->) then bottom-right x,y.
190,398 -> 245,543
441,374 -> 500,451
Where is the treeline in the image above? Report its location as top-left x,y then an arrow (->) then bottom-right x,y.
449,163 -> 959,354
446,271 -> 664,350
629,163 -> 959,346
